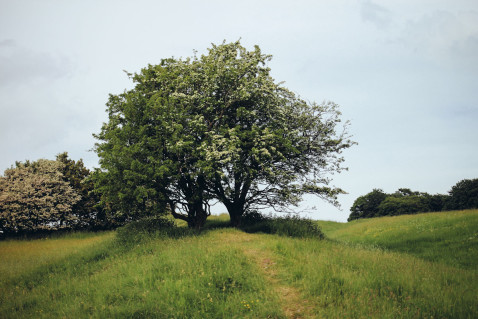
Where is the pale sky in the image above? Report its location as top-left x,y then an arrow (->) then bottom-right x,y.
1,0 -> 477,222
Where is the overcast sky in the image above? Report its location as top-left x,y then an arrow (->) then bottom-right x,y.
1,0 -> 477,222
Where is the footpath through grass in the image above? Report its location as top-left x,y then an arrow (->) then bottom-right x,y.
1,211 -> 477,318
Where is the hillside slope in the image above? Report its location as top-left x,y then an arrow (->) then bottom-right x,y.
317,209 -> 478,268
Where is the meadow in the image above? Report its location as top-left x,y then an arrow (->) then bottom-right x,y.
0,210 -> 477,318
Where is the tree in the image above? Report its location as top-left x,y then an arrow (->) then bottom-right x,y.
0,159 -> 80,235
56,152 -> 107,230
377,195 -> 431,216
94,41 -> 354,228
393,188 -> 420,197
348,189 -> 388,221
446,178 -> 478,210
93,56 -> 212,228
427,194 -> 449,212
196,43 -> 354,226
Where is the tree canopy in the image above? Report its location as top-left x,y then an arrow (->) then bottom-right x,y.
446,178 -> 478,210
348,189 -> 388,221
94,41 -> 354,228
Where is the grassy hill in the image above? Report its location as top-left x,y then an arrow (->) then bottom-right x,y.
317,209 -> 478,269
0,210 -> 477,318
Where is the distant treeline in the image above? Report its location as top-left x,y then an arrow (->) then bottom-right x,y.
348,178 -> 478,221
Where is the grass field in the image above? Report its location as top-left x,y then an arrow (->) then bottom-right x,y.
0,210 -> 477,318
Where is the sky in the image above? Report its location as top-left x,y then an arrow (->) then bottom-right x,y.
1,0 -> 477,222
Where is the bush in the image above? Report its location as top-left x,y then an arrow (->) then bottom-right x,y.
116,216 -> 197,245
240,210 -> 267,227
241,212 -> 324,239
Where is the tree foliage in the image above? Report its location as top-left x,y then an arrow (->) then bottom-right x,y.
0,159 -> 80,234
348,178 -> 478,221
376,195 -> 431,217
94,41 -> 354,227
56,152 -> 108,230
446,178 -> 478,210
348,189 -> 387,221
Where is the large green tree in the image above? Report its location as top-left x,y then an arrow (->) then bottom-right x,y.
94,41 -> 354,228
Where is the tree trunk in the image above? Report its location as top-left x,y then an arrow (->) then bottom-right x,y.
226,202 -> 245,227
230,213 -> 241,227
169,194 -> 209,230
192,210 -> 208,230
186,205 -> 208,230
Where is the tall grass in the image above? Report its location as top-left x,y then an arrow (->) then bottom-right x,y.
0,232 -> 114,280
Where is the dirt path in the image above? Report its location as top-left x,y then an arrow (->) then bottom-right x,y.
215,231 -> 314,318
242,247 -> 313,318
